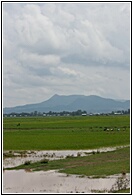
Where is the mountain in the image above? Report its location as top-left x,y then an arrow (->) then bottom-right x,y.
3,94 -> 130,114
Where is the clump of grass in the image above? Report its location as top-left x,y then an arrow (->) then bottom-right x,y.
109,176 -> 130,193
84,152 -> 91,155
24,161 -> 31,165
91,189 -> 107,193
77,152 -> 81,157
40,159 -> 49,164
79,175 -> 85,178
21,153 -> 27,157
66,155 -> 74,158
3,151 -> 16,158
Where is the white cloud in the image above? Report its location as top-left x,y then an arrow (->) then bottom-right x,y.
3,2 -> 130,107
57,66 -> 79,77
19,50 -> 60,67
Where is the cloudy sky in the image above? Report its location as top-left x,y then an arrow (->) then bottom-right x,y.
3,2 -> 130,107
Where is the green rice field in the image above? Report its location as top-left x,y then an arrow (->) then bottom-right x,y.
3,115 -> 130,150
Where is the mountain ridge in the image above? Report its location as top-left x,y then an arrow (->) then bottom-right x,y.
3,94 -> 130,114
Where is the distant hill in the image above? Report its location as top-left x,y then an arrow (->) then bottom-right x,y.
3,94 -> 130,114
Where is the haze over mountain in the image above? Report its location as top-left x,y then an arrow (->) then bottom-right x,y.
3,94 -> 130,114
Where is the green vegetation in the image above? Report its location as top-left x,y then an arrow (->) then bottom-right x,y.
6,147 -> 130,178
3,115 -> 130,150
114,188 -> 130,193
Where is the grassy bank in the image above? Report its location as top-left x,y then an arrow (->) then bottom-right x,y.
5,147 -> 130,178
3,116 -> 130,150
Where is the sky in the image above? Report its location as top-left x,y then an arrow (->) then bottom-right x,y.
3,2 -> 131,108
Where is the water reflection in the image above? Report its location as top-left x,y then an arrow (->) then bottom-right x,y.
3,169 -> 130,193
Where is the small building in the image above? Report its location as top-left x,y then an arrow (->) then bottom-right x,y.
82,113 -> 87,116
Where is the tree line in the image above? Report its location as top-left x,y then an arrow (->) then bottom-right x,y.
3,109 -> 130,117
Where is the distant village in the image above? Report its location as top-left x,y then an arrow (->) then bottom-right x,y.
3,109 -> 130,117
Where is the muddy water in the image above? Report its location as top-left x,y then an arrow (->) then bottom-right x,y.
3,146 -> 130,193
3,146 -> 128,168
3,169 -> 130,193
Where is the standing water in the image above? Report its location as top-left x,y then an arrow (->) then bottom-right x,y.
3,146 -> 130,193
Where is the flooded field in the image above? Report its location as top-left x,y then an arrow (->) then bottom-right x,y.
3,169 -> 130,193
3,146 -> 128,168
3,146 -> 130,193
